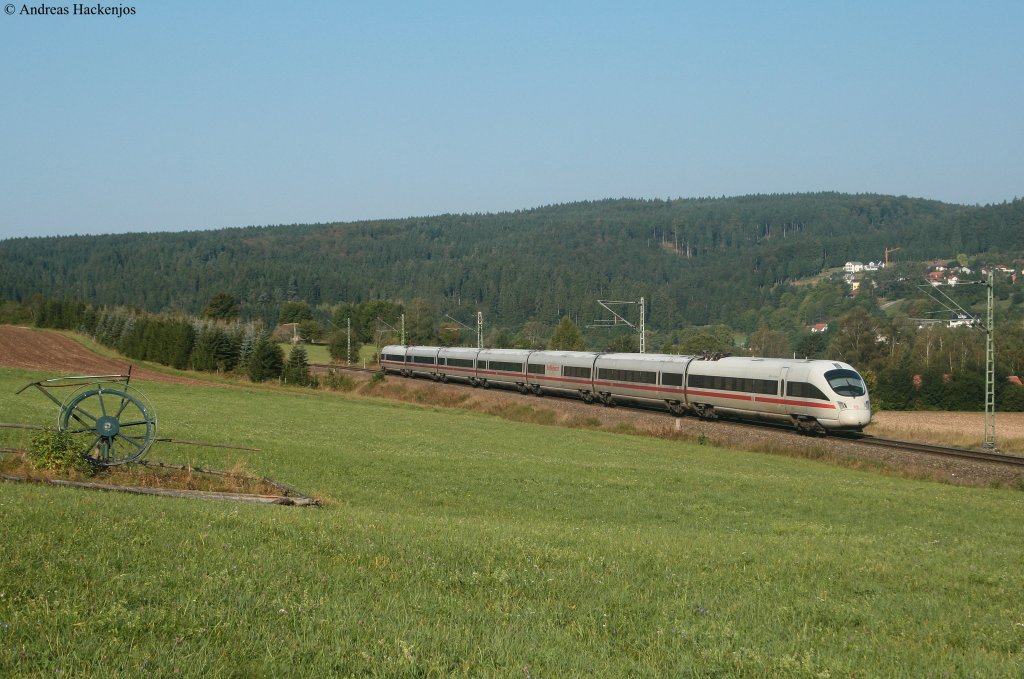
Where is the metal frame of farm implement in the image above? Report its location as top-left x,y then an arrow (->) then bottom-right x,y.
16,368 -> 156,466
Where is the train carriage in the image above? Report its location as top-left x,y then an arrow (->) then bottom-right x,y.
523,350 -> 600,398
684,356 -> 789,423
404,346 -> 441,379
684,356 -> 870,432
475,348 -> 531,390
592,353 -> 695,410
437,346 -> 481,384
379,345 -> 408,375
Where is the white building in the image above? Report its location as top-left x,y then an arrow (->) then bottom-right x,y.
844,261 -> 864,274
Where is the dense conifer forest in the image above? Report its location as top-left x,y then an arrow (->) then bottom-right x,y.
2,193 -> 1022,330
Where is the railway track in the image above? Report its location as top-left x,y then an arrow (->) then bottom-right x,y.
309,363 -> 377,374
310,362 -> 1024,470
840,433 -> 1024,467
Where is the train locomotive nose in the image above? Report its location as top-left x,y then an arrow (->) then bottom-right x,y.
838,403 -> 872,428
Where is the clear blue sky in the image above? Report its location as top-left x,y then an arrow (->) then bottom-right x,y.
1,1 -> 1021,239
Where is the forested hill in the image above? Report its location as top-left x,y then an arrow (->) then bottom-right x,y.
2,193 -> 1022,331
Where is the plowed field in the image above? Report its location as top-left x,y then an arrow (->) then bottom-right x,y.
0,325 -> 207,385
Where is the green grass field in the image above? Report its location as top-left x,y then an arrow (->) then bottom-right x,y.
1,366 -> 1023,676
279,343 -> 379,366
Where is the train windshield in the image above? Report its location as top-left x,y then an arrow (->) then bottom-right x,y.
824,369 -> 866,397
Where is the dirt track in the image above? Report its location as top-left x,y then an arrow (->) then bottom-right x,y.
0,325 -> 208,385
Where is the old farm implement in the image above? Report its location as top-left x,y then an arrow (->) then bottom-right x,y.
16,369 -> 156,466
7,367 -> 319,505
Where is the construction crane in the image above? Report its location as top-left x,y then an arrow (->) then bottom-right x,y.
884,247 -> 901,268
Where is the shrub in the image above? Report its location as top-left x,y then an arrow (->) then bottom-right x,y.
1002,384 -> 1024,412
27,429 -> 94,475
321,371 -> 355,392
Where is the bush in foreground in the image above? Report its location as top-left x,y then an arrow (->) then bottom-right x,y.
27,429 -> 93,476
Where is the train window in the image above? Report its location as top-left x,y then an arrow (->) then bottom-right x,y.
412,355 -> 435,365
824,369 -> 866,397
563,365 -> 592,379
446,358 -> 474,368
787,381 -> 828,401
489,361 -> 523,373
598,368 -> 657,384
688,373 -> 776,394
661,372 -> 683,387
384,354 -> 404,362
527,363 -> 545,375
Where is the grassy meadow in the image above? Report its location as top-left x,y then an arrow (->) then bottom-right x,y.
278,342 -> 378,366
1,366 -> 1023,676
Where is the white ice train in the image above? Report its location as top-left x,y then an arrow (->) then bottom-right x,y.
380,345 -> 871,433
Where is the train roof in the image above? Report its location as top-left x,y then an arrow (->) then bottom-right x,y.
698,356 -> 857,371
476,348 -> 532,356
528,350 -> 600,359
596,352 -> 696,364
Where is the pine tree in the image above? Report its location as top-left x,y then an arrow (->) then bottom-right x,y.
328,331 -> 360,364
247,338 -> 284,383
201,292 -> 239,320
549,316 -> 585,350
283,345 -> 313,386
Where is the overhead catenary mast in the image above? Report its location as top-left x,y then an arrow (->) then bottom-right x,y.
443,312 -> 484,348
588,297 -> 646,353
376,314 -> 405,348
919,270 -> 997,449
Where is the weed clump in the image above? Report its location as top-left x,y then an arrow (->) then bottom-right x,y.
27,429 -> 94,476
321,371 -> 356,392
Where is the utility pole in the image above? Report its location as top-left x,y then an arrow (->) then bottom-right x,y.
346,317 -> 351,365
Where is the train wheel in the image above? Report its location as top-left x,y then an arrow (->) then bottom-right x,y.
581,391 -> 595,404
695,404 -> 717,420
600,392 -> 615,407
793,416 -> 826,436
531,385 -> 542,396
